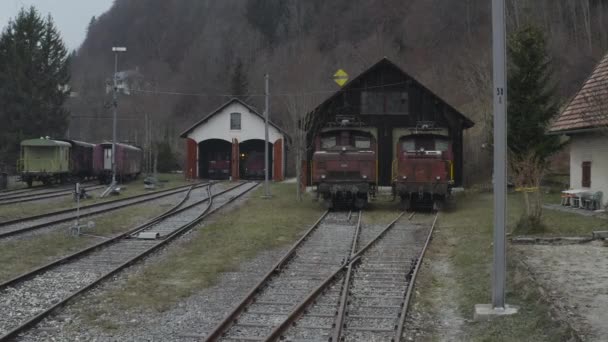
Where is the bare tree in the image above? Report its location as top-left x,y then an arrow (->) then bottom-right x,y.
511,152 -> 545,229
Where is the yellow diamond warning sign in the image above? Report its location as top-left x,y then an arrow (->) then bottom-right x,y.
333,69 -> 349,87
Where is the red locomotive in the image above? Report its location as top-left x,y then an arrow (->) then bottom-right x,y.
392,123 -> 454,211
241,150 -> 265,179
208,151 -> 231,180
312,122 -> 377,209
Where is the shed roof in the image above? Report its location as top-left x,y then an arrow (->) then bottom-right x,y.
21,138 -> 71,147
308,58 -> 475,129
549,53 -> 608,134
179,98 -> 288,138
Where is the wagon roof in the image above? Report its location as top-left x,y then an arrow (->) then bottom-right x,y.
21,138 -> 71,147
98,142 -> 142,151
58,139 -> 95,148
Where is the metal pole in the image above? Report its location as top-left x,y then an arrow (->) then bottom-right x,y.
264,73 -> 271,197
112,52 -> 118,185
492,0 -> 507,310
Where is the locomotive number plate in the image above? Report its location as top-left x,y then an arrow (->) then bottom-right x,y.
341,163 -> 348,168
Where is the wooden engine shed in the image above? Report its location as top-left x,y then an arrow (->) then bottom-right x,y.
181,98 -> 287,181
305,58 -> 474,187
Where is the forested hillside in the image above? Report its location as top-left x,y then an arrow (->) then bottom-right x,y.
68,0 -> 608,182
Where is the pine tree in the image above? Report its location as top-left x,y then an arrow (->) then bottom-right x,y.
507,25 -> 562,232
507,25 -> 561,162
0,7 -> 70,164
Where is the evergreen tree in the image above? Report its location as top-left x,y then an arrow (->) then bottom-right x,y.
230,59 -> 249,101
507,25 -> 562,231
507,25 -> 561,162
0,7 -> 70,164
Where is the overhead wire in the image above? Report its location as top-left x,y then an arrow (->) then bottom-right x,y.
128,80 -> 412,98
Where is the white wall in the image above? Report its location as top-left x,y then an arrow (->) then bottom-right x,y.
188,102 -> 283,144
570,133 -> 608,205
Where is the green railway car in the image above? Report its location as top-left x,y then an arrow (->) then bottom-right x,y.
19,138 -> 71,186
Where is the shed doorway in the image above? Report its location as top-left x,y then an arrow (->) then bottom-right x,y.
239,139 -> 273,180
198,139 -> 231,179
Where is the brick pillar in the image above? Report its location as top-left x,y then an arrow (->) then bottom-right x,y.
273,139 -> 283,181
231,138 -> 239,181
185,138 -> 197,180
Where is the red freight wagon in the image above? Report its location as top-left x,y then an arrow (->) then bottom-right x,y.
93,142 -> 142,184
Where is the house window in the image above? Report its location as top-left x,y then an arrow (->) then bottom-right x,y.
582,161 -> 591,187
230,112 -> 241,130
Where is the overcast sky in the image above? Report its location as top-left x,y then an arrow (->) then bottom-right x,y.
0,0 -> 114,51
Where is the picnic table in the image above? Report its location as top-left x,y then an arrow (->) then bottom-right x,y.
561,189 -> 592,208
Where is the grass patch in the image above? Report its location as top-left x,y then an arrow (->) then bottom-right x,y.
0,173 -> 191,222
410,191 -> 604,341
0,201 -> 170,283
84,182 -> 322,319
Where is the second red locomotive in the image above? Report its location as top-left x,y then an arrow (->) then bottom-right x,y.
392,123 -> 454,211
312,123 -> 377,209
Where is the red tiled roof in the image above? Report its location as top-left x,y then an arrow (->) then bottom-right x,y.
549,53 -> 608,133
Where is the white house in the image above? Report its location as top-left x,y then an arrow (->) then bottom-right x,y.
180,98 -> 287,181
549,54 -> 608,207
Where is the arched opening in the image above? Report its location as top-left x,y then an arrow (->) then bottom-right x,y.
198,139 -> 232,179
239,139 -> 273,180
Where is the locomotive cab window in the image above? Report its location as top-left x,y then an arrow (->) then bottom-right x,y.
352,135 -> 371,149
321,135 -> 337,149
230,112 -> 241,130
434,139 -> 449,151
401,139 -> 415,151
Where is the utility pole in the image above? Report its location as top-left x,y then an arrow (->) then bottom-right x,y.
111,46 -> 127,187
263,73 -> 271,198
474,0 -> 518,320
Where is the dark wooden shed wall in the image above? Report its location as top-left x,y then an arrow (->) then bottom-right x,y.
306,59 -> 473,186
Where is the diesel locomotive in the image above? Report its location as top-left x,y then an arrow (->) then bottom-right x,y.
312,121 -> 377,209
392,123 -> 454,211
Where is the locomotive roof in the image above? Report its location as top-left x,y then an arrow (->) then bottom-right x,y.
21,138 -> 71,147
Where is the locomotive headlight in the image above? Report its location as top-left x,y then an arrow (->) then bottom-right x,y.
402,176 -> 407,180
321,174 -> 326,179
436,176 -> 441,180
362,175 -> 368,179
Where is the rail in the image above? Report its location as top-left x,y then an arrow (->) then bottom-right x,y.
0,181 -> 258,341
0,182 -> 211,239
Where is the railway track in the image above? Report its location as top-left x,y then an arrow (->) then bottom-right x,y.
205,211 -> 438,342
0,185 -> 105,206
203,211 -> 362,341
0,182 -> 210,239
0,182 -> 97,200
274,212 -> 437,342
0,181 -> 258,341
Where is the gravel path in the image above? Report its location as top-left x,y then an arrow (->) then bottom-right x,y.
518,242 -> 608,341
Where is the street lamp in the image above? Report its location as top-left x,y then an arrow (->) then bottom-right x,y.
111,46 -> 127,187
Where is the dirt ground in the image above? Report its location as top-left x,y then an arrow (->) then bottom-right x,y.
517,241 -> 608,341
